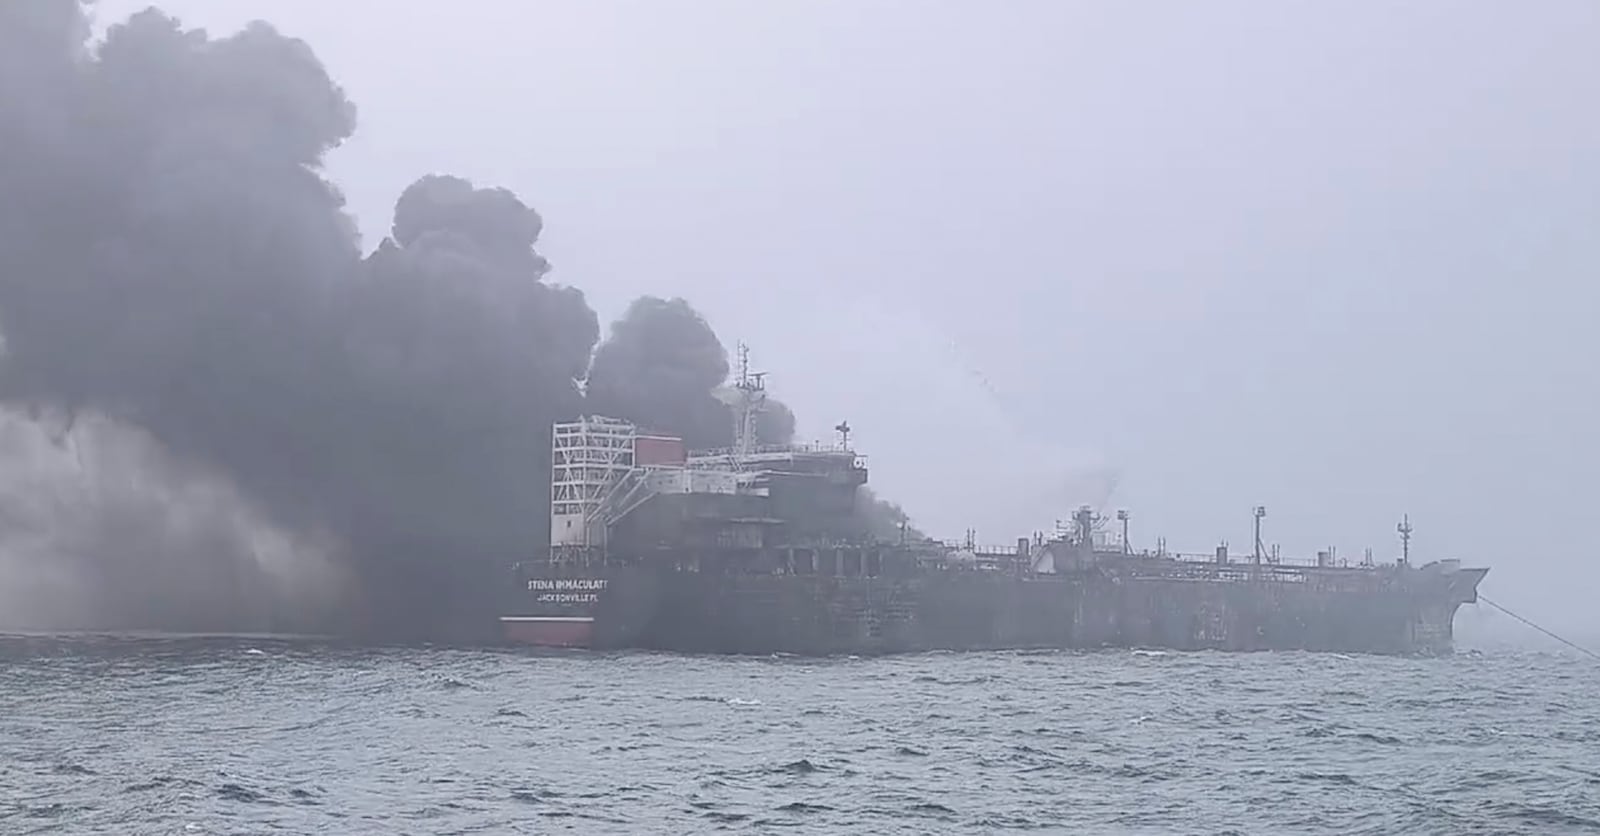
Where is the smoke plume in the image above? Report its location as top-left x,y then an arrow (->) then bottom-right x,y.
0,1 -> 923,637
586,297 -> 733,450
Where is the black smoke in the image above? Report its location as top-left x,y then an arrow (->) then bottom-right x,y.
0,1 -> 921,637
585,296 -> 801,450
586,297 -> 733,449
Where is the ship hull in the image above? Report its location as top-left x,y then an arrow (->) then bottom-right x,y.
501,563 -> 1488,656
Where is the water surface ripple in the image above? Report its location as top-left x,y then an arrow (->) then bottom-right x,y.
2,636 -> 1596,834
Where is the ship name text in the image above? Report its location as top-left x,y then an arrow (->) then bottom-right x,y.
528,577 -> 608,604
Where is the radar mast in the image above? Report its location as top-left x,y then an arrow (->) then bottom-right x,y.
1397,514 -> 1413,565
732,342 -> 767,467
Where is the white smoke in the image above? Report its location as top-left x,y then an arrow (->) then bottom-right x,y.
0,409 -> 347,633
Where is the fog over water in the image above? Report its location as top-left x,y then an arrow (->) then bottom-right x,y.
0,1 -> 1595,643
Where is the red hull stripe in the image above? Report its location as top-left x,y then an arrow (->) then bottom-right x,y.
500,617 -> 595,648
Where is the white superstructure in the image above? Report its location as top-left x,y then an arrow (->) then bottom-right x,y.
547,346 -> 860,564
549,416 -> 637,549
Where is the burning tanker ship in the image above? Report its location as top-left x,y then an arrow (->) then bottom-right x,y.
500,348 -> 1487,655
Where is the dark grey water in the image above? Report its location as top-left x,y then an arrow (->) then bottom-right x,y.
1,636 -> 1596,835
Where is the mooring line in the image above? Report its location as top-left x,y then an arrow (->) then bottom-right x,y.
1478,594 -> 1600,662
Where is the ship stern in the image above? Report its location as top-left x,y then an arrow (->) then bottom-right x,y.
499,563 -> 659,649
499,567 -> 606,647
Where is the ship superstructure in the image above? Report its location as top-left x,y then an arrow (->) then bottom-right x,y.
501,349 -> 1487,654
545,345 -> 865,563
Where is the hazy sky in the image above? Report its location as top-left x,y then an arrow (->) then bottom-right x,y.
93,1 -> 1600,630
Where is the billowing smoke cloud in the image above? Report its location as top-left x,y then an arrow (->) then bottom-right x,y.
585,297 -> 807,450
586,297 -> 733,449
0,1 -> 924,637
0,3 -> 593,636
0,3 -> 371,632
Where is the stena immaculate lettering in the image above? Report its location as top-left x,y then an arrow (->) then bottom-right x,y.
528,577 -> 608,604
527,578 -> 609,592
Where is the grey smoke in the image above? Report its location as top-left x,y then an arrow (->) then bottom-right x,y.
0,1 -> 916,636
586,296 -> 735,450
0,412 -> 346,633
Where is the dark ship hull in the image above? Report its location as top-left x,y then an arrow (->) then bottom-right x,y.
501,554 -> 1487,656
510,372 -> 1488,657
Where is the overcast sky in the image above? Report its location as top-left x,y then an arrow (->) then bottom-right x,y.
93,0 -> 1600,632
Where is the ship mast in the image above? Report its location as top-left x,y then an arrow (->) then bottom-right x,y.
1071,505 -> 1098,550
732,342 -> 767,467
1397,514 -> 1412,565
1253,505 -> 1266,565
